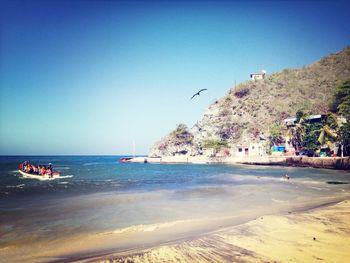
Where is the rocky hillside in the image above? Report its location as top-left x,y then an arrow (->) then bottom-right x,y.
149,46 -> 350,157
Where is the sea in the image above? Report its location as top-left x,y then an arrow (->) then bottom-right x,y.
1,155 -> 350,259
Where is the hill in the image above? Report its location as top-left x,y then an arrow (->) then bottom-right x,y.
149,46 -> 350,157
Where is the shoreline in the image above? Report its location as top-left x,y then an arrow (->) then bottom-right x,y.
3,196 -> 350,262
126,156 -> 350,170
74,199 -> 350,262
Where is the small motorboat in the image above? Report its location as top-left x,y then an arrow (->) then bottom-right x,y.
18,170 -> 61,181
119,157 -> 132,163
18,162 -> 61,181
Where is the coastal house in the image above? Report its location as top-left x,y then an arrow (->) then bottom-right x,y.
250,70 -> 266,81
235,145 -> 249,157
249,142 -> 266,156
234,142 -> 266,157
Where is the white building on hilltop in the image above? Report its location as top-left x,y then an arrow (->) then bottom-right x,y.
250,70 -> 266,80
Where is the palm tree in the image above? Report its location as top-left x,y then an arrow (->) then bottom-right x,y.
317,113 -> 339,150
317,124 -> 337,147
287,113 -> 307,152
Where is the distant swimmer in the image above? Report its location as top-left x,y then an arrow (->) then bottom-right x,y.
284,174 -> 290,180
190,89 -> 207,100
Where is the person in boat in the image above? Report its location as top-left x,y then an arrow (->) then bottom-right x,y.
24,163 -> 31,173
21,161 -> 28,171
32,165 -> 39,174
40,166 -> 46,175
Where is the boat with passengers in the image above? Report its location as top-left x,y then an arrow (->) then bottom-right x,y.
18,161 -> 61,181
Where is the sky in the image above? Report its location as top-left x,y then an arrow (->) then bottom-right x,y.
0,0 -> 349,155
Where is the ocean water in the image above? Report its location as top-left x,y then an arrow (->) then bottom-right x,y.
1,156 -> 350,256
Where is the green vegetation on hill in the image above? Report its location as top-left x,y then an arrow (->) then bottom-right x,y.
330,80 -> 350,121
170,124 -> 194,146
286,81 -> 350,156
202,139 -> 228,151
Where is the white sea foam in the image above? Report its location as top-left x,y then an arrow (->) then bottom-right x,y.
220,173 -> 325,187
6,184 -> 25,188
110,219 -> 195,235
56,166 -> 71,170
59,175 -> 73,179
83,162 -> 101,166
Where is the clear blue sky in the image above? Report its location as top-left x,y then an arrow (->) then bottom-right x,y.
0,0 -> 349,155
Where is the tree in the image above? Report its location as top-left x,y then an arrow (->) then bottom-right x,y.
317,125 -> 337,147
325,112 -> 338,130
302,113 -> 339,153
287,110 -> 307,151
296,110 -> 304,122
269,123 -> 284,145
302,123 -> 322,150
339,123 -> 350,156
317,113 -> 338,148
329,81 -> 350,156
330,80 -> 350,121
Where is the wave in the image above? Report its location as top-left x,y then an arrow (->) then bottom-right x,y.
214,173 -> 328,185
109,219 -> 197,235
59,175 -> 74,179
56,166 -> 71,170
83,162 -> 102,166
5,184 -> 25,188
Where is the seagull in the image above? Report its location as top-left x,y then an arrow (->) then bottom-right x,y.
190,89 -> 207,100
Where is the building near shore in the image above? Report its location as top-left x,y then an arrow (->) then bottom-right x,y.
233,141 -> 267,157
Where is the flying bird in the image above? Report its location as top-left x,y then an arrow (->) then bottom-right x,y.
190,89 -> 207,100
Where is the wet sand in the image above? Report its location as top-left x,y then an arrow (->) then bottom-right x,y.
89,200 -> 350,263
1,200 -> 350,262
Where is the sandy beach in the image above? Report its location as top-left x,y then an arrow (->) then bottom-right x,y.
91,200 -> 350,263
3,199 -> 349,262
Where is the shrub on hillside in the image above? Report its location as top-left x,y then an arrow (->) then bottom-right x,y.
219,124 -> 240,140
234,88 -> 250,98
202,139 -> 228,151
170,124 -> 194,145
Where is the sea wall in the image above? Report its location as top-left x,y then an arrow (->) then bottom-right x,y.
126,156 -> 350,170
285,156 -> 350,170
239,156 -> 350,170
